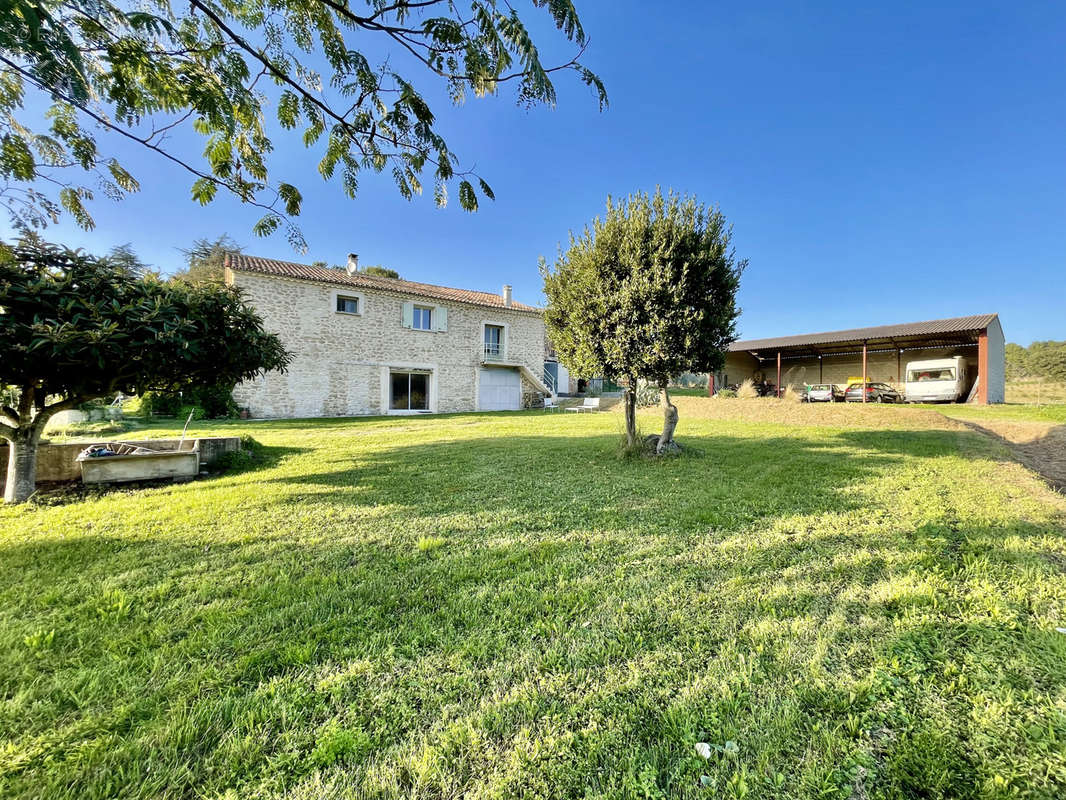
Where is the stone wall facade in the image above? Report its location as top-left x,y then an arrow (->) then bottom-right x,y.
228,269 -> 546,418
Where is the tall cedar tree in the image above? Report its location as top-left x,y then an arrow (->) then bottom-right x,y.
0,1 -> 605,246
0,239 -> 290,503
174,235 -> 242,284
542,190 -> 744,453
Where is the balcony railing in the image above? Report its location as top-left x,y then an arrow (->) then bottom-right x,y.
484,343 -> 504,361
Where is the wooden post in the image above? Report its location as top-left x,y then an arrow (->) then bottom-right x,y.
862,342 -> 868,403
776,351 -> 782,398
819,355 -> 823,383
897,349 -> 901,384
707,373 -> 715,398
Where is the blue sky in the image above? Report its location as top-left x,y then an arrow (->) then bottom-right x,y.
4,1 -> 1064,345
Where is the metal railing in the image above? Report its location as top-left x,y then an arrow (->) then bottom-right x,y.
542,367 -> 557,396
483,343 -> 503,361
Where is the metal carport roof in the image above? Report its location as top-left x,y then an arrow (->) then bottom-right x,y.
729,314 -> 999,357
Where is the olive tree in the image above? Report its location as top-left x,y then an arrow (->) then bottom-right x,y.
542,189 -> 744,454
0,239 -> 290,503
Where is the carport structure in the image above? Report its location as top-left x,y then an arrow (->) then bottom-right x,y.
716,314 -> 1005,404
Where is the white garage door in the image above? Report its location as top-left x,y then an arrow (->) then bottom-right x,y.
479,367 -> 521,411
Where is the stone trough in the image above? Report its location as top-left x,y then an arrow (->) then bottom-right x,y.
76,441 -> 201,484
0,436 -> 243,491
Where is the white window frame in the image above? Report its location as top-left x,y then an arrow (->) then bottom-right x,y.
331,289 -> 365,316
481,320 -> 509,361
380,363 -> 437,414
412,305 -> 433,331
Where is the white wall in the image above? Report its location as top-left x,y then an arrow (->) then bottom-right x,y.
985,317 -> 1006,404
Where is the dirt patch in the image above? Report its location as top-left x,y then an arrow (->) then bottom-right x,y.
624,396 -> 968,431
957,419 -> 1066,492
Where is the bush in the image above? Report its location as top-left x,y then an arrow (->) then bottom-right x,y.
212,435 -> 262,473
736,379 -> 758,399
782,385 -> 805,403
139,390 -> 185,417
191,384 -> 239,419
139,383 -> 238,419
714,388 -> 737,399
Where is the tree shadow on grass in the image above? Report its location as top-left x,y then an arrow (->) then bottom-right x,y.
252,427 -> 996,537
2,426 -> 1064,799
953,418 -> 1066,492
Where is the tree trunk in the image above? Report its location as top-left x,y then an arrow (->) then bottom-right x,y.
657,383 -> 679,455
4,432 -> 40,504
2,389 -> 81,503
623,377 -> 638,450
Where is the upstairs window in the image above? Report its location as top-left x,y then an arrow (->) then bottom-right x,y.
402,301 -> 446,331
336,295 -> 360,314
413,306 -> 432,330
484,325 -> 504,358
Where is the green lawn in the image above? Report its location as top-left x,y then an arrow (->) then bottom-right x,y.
922,403 -> 1066,425
3,405 -> 1066,799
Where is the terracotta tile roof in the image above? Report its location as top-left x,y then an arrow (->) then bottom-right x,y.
730,313 -> 1000,353
226,253 -> 541,313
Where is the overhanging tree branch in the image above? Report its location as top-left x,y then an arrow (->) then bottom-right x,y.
0,56 -> 284,219
0,0 -> 605,239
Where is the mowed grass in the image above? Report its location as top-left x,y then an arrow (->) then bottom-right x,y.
930,403 -> 1066,425
3,403 -> 1066,799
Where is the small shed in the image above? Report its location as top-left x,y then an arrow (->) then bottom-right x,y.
716,313 -> 1005,404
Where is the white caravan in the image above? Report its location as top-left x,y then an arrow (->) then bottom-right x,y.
904,356 -> 969,403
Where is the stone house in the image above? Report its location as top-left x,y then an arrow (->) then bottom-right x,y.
225,254 -> 551,418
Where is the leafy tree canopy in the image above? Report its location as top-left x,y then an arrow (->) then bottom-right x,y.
1008,340 -> 1066,382
311,260 -> 400,279
106,242 -> 154,275
542,189 -> 745,452
0,237 -> 289,501
174,234 -> 242,283
360,264 -> 400,279
0,0 -> 606,248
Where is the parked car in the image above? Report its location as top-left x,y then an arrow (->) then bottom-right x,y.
844,382 -> 902,403
806,383 -> 844,403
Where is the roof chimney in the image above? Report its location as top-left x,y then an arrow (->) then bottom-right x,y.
346,253 -> 359,275
502,284 -> 512,308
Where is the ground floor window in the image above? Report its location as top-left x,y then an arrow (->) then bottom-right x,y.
390,371 -> 429,411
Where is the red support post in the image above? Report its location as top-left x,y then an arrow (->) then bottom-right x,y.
776,351 -> 782,398
708,373 -> 715,398
862,342 -> 868,403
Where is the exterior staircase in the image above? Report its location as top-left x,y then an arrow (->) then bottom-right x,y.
542,366 -> 558,399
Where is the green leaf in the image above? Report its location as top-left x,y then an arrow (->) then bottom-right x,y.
106,160 -> 140,193
252,214 -> 282,237
191,178 -> 217,205
458,180 -> 477,212
277,183 -> 302,216
59,187 -> 94,230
